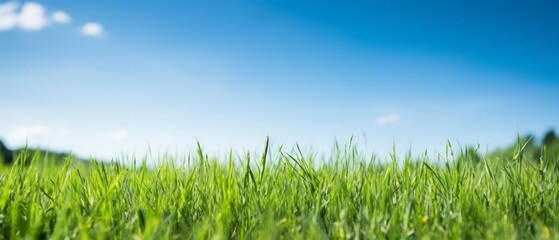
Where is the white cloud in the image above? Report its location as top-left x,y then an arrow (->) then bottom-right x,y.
80,22 -> 104,38
0,1 -> 18,15
0,2 -> 104,36
51,11 -> 70,24
377,114 -> 400,125
9,125 -> 51,143
0,1 -> 18,31
0,12 -> 17,30
18,2 -> 49,30
111,130 -> 128,142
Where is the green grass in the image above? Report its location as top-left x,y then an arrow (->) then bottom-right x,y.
0,138 -> 558,239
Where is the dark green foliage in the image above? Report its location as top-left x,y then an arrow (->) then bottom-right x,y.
543,130 -> 557,146
457,145 -> 482,164
0,139 -> 78,166
0,140 -> 13,165
541,130 -> 559,162
486,130 -> 559,166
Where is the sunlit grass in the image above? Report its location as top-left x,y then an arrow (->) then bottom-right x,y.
0,137 -> 558,239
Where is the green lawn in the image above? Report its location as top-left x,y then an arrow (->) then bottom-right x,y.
0,139 -> 558,239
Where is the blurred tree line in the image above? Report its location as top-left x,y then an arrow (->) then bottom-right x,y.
0,129 -> 557,166
487,129 -> 559,164
0,140 -> 74,166
0,140 -> 13,164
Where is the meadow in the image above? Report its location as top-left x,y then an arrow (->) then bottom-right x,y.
0,138 -> 558,239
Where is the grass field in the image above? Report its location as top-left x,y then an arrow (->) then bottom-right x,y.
0,138 -> 558,239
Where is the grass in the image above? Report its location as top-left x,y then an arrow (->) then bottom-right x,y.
0,138 -> 558,239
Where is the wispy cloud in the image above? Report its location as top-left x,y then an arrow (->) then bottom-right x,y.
0,1 -> 18,30
51,11 -> 70,24
80,22 -> 105,38
377,114 -> 400,125
111,130 -> 128,142
9,125 -> 50,143
0,1 -> 17,14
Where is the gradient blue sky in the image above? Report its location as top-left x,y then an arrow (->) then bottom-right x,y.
1,0 -> 558,158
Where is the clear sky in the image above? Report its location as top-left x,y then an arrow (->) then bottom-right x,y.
1,0 -> 558,159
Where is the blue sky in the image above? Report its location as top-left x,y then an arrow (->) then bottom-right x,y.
0,0 -> 557,159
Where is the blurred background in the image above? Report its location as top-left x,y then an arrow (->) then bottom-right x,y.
0,0 -> 557,160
